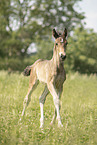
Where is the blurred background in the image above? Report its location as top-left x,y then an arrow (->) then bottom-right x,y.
0,0 -> 97,74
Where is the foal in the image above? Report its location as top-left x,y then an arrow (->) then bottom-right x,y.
21,28 -> 68,128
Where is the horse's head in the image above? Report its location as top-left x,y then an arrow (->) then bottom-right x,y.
53,28 -> 68,61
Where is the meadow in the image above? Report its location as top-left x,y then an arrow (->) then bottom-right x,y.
0,71 -> 97,145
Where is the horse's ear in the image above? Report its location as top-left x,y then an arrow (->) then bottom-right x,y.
52,29 -> 59,39
63,28 -> 67,39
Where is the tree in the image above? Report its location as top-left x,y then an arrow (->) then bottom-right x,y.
0,0 -> 85,58
0,0 -> 11,57
67,27 -> 97,73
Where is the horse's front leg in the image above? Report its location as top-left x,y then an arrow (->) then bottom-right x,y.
48,83 -> 63,127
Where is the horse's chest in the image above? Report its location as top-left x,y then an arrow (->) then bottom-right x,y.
55,69 -> 66,86
56,73 -> 65,82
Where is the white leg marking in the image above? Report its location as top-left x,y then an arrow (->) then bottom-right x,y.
40,103 -> 44,128
39,86 -> 49,128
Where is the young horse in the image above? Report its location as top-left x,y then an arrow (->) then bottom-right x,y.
21,28 -> 68,128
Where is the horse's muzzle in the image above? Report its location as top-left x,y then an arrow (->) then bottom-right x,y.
61,54 -> 66,61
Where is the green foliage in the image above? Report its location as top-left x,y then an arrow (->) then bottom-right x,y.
0,0 -> 11,57
36,38 -> 54,60
0,55 -> 37,72
0,0 -> 85,58
67,27 -> 97,73
0,71 -> 97,144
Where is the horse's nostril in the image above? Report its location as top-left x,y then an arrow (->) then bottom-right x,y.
61,54 -> 66,60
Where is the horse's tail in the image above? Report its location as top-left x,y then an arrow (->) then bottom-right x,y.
23,66 -> 31,76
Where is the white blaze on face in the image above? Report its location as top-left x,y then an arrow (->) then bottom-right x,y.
59,38 -> 64,56
59,52 -> 62,56
60,38 -> 64,43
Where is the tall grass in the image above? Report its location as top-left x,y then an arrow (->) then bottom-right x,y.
0,71 -> 97,145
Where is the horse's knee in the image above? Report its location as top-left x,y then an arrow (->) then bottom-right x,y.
39,96 -> 45,104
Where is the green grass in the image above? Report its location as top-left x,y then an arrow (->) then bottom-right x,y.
0,71 -> 97,145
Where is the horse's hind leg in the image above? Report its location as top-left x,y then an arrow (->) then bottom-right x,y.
21,86 -> 33,117
39,85 -> 49,128
20,78 -> 38,120
50,108 -> 57,126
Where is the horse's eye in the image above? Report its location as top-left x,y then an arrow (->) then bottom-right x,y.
56,43 -> 58,46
